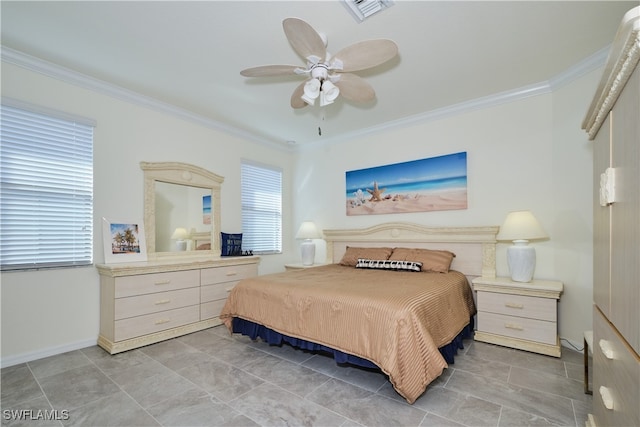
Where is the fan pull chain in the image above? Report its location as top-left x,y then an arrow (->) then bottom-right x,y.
318,113 -> 325,136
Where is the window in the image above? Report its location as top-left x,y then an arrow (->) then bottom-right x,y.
1,100 -> 95,271
241,161 -> 282,254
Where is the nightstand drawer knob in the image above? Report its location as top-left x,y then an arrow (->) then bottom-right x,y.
505,302 -> 524,309
155,318 -> 171,325
504,322 -> 524,331
154,299 -> 171,305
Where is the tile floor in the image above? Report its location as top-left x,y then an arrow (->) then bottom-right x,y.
1,326 -> 592,426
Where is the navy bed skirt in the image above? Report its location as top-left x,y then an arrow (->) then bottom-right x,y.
232,317 -> 474,370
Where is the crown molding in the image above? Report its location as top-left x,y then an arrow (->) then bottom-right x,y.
0,46 -> 288,152
298,45 -> 610,152
2,44 -> 608,153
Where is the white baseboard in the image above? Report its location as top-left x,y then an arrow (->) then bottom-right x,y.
1,338 -> 98,368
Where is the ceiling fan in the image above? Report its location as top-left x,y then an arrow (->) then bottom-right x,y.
240,18 -> 398,109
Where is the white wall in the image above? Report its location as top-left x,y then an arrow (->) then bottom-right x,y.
292,69 -> 600,348
0,62 -> 294,365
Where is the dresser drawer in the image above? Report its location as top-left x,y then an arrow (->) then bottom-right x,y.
114,305 -> 200,341
477,292 -> 556,321
593,308 -> 640,427
201,299 -> 227,320
478,311 -> 557,345
114,287 -> 199,320
201,281 -> 238,303
201,263 -> 257,285
115,270 -> 200,298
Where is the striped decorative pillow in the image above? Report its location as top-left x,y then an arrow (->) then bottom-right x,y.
388,248 -> 455,273
355,258 -> 422,272
339,246 -> 394,267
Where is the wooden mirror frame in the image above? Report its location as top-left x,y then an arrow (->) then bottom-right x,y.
140,161 -> 223,258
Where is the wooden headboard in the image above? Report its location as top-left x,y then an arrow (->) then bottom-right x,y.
323,222 -> 499,278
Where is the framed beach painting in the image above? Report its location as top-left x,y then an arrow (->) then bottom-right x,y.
346,152 -> 467,216
102,218 -> 147,263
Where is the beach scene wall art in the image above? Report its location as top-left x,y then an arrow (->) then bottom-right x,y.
346,152 -> 468,216
203,195 -> 211,225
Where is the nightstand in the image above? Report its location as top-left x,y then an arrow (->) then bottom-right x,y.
472,276 -> 563,357
284,263 -> 327,271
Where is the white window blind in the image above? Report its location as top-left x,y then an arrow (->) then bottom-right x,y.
241,161 -> 282,254
1,102 -> 94,271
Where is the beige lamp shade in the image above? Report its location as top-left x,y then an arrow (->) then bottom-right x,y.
171,227 -> 189,240
295,221 -> 321,240
497,211 -> 548,242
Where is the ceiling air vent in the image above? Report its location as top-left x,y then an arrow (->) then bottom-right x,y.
343,0 -> 394,22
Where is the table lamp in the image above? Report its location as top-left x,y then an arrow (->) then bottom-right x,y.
496,211 -> 548,282
296,221 -> 321,266
171,227 -> 189,251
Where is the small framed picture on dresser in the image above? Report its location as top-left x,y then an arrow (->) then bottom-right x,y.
102,217 -> 147,264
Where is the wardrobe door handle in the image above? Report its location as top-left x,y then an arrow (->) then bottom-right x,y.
599,386 -> 614,410
598,339 -> 614,359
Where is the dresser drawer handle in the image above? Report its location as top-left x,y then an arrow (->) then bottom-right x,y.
505,302 -> 524,309
226,271 -> 237,277
599,386 -> 614,410
598,339 -> 614,359
155,318 -> 171,325
155,299 -> 171,305
504,323 -> 523,331
154,280 -> 171,286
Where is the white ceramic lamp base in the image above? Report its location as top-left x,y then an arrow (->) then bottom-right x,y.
175,240 -> 187,251
300,240 -> 316,266
507,240 -> 536,282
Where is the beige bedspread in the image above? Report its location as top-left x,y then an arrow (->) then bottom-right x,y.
219,264 -> 476,404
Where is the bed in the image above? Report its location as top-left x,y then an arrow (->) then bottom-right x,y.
220,222 -> 498,404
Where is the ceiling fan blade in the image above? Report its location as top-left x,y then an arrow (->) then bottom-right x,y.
290,81 -> 308,109
240,65 -> 301,77
334,73 -> 376,103
333,39 -> 398,72
283,18 -> 326,62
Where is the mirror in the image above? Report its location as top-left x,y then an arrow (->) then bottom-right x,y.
141,162 -> 223,257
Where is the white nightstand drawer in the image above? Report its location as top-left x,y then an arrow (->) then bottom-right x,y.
115,270 -> 200,298
201,281 -> 238,303
114,305 -> 200,341
478,292 -> 556,321
114,287 -> 200,320
478,311 -> 557,345
201,264 -> 257,285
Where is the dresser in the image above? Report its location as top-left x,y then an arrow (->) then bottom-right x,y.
96,256 -> 259,354
582,7 -> 639,427
472,276 -> 563,357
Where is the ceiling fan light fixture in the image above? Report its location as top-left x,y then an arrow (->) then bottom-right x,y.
320,81 -> 340,106
301,78 -> 321,105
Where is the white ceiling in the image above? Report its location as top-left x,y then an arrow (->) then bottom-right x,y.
1,1 -> 637,149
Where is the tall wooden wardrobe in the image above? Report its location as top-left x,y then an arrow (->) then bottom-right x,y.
582,6 -> 639,427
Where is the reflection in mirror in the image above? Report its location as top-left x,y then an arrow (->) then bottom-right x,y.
154,181 -> 211,252
141,162 -> 223,258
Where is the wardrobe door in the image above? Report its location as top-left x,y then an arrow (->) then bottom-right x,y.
610,66 -> 640,353
592,113 -> 611,318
